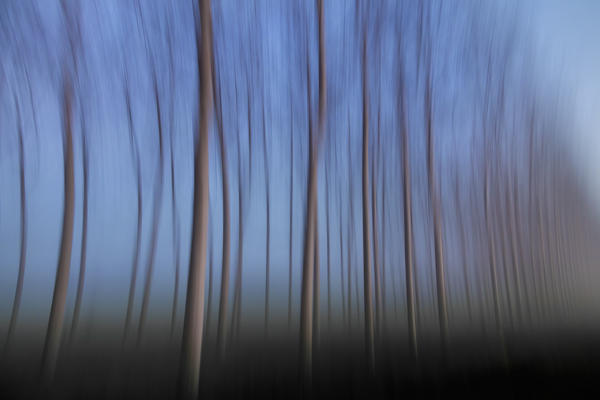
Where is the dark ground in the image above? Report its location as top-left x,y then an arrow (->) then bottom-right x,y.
2,322 -> 600,399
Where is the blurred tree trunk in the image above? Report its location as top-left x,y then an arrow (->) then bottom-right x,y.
288,112 -> 294,331
313,205 -> 320,346
399,69 -> 417,359
123,81 -> 142,346
263,106 -> 271,337
69,117 -> 89,344
5,98 -> 27,353
41,76 -> 75,383
361,34 -> 375,370
137,73 -> 165,346
213,58 -> 231,357
178,0 -> 212,396
300,0 -> 325,377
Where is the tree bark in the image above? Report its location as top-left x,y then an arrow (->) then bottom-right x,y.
178,0 -> 212,396
41,77 -> 75,383
361,34 -> 375,370
5,98 -> 27,353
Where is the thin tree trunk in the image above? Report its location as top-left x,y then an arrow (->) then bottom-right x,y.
339,200 -> 346,327
455,174 -> 472,323
70,123 -> 89,344
213,66 -> 231,357
299,0 -> 325,377
137,75 -> 165,346
5,99 -> 27,353
426,59 -> 448,355
41,77 -> 75,383
361,34 -> 375,370
123,85 -> 142,346
326,164 -> 331,332
400,77 -> 417,359
169,132 -> 180,338
263,107 -> 271,337
288,116 -> 294,331
205,224 -> 214,341
371,108 -> 382,341
178,0 -> 212,396
313,206 -> 320,346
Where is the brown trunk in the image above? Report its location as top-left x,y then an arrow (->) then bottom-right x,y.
214,66 -> 231,356
70,120 -> 89,344
361,34 -> 375,370
137,75 -> 165,346
41,77 -> 75,383
178,0 -> 212,396
5,98 -> 27,353
299,0 -> 325,377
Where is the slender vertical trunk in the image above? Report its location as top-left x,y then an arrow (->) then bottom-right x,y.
426,60 -> 448,354
70,126 -> 89,344
123,87 -> 142,346
326,166 -> 331,332
485,166 -> 503,338
41,77 -> 75,383
339,202 -> 346,327
300,0 -> 325,377
371,144 -> 381,342
205,227 -> 214,341
313,206 -> 320,346
455,176 -> 472,322
288,118 -> 294,331
214,69 -> 231,357
263,107 -> 271,337
178,0 -> 212,396
361,35 -> 375,370
400,81 -> 417,359
137,76 -> 165,346
5,99 -> 27,353
170,134 -> 180,338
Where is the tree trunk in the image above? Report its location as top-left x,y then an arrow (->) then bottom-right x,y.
70,122 -> 89,344
361,34 -> 375,370
137,75 -> 165,346
5,99 -> 27,353
288,116 -> 294,331
214,63 -> 231,357
400,78 -> 417,359
263,107 -> 271,337
41,77 -> 75,383
299,0 -> 325,377
178,0 -> 212,396
123,85 -> 142,346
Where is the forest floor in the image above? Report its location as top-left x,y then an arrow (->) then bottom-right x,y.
2,320 -> 600,399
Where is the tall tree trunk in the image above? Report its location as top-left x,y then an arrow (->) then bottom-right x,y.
263,107 -> 271,337
361,34 -> 375,370
299,0 -> 325,378
371,142 -> 381,342
325,162 -> 331,332
178,0 -> 212,396
400,77 -> 417,359
313,206 -> 320,346
5,99 -> 27,353
41,77 -> 75,383
426,59 -> 448,355
205,223 -> 214,341
339,198 -> 346,327
123,85 -> 142,346
70,122 -> 89,344
169,131 -> 180,338
213,66 -> 231,357
288,115 -> 294,331
455,174 -> 472,323
137,75 -> 165,346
